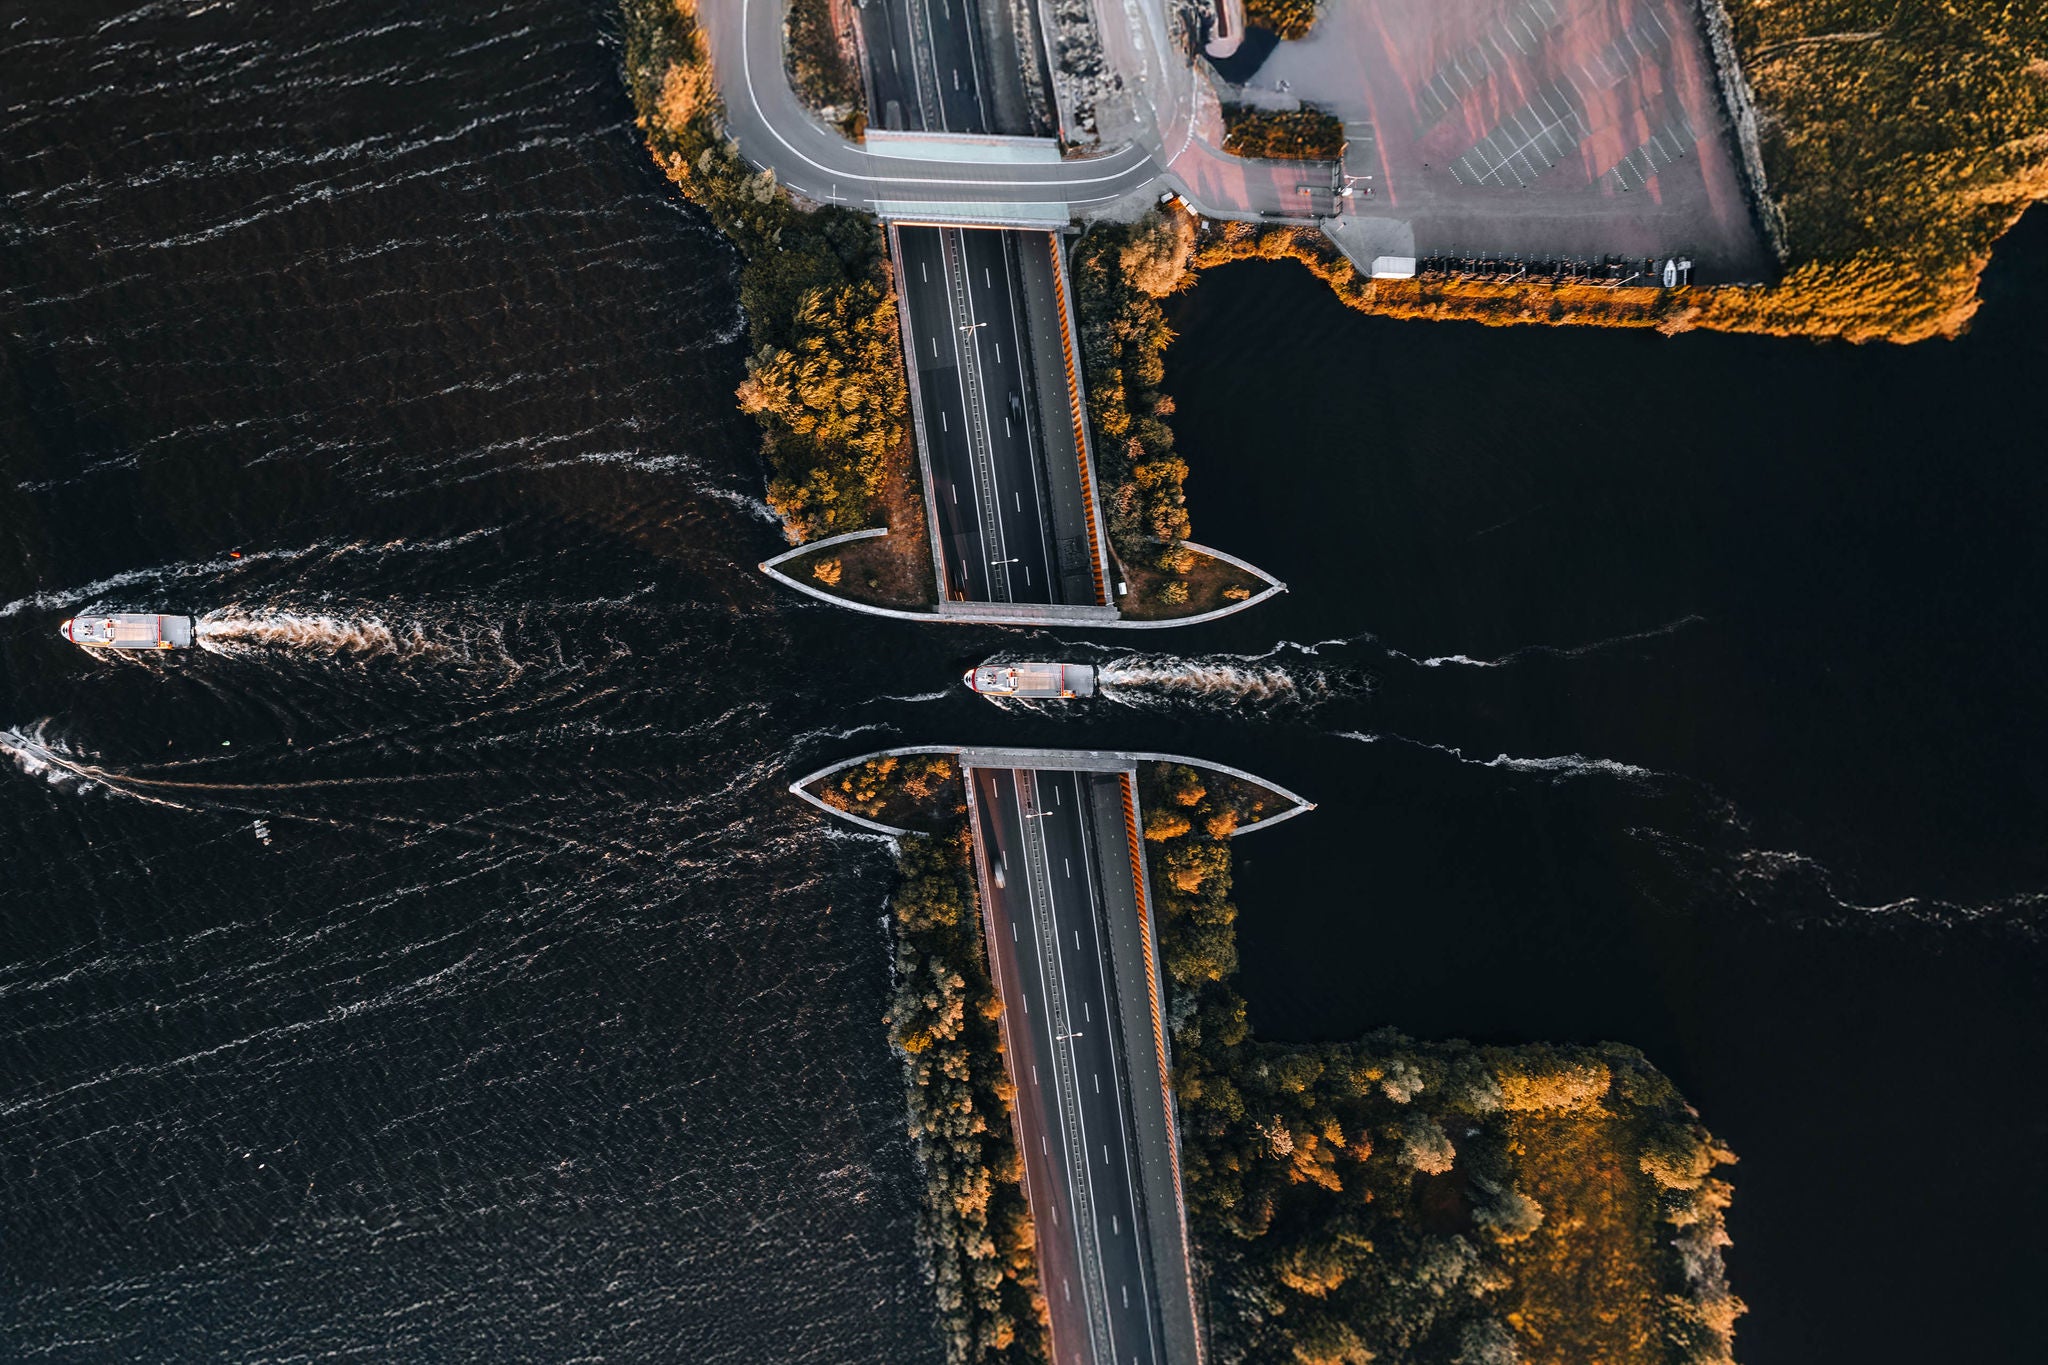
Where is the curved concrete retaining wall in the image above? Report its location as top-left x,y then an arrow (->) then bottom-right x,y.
758,527 -> 948,623
791,744 -> 1314,836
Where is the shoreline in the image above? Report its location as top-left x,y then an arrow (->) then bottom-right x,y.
1235,0 -> 2046,344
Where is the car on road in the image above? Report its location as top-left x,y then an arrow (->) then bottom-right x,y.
1008,389 -> 1024,424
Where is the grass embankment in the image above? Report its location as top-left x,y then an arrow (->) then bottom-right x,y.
1071,212 -> 1214,612
1229,1 -> 2047,341
889,825 -> 1050,1365
1704,0 -> 2048,340
1221,106 -> 1345,162
1196,223 -> 1709,333
1141,763 -> 1743,1365
784,0 -> 864,137
622,0 -> 933,580
776,449 -> 940,610
1245,0 -> 1319,42
1117,548 -> 1261,620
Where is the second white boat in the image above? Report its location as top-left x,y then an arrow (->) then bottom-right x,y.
963,661 -> 1096,699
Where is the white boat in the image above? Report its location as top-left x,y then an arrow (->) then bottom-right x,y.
964,661 -> 1096,699
1662,258 -> 1678,288
61,613 -> 195,650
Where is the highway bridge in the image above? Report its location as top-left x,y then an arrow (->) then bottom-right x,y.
792,747 -> 1316,1365
861,0 -> 1113,616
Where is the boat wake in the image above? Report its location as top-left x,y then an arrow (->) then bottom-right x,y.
193,608 -> 490,662
0,724 -> 199,811
1334,730 -> 1666,787
1635,828 -> 2048,940
1397,614 -> 1707,670
1093,651 -> 1353,710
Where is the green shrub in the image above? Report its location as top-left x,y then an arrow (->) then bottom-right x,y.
1070,212 -> 1198,576
1140,766 -> 1744,1365
621,0 -> 905,540
888,830 -> 1048,1363
1221,105 -> 1345,161
1245,0 -> 1319,42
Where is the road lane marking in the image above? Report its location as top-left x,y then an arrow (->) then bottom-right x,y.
1015,491 -> 1022,511
1011,920 -> 1017,939
995,236 -> 1059,606
1112,1215 -> 1119,1235
1094,1073 -> 1100,1092
1032,1064 -> 1038,1084
921,261 -> 927,282
1073,774 -> 1161,1364
1016,772 -> 1113,1359
985,268 -> 992,287
1064,857 -> 1071,877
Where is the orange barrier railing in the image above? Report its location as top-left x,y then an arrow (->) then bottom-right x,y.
1048,235 -> 1109,607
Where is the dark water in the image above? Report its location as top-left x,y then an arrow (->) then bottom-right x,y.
1,1 -> 2042,1361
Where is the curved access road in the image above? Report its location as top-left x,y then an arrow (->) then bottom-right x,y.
694,0 -> 1165,213
693,0 -> 1323,222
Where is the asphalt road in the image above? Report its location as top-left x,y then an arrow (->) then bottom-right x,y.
859,0 -> 990,134
896,224 -> 1057,604
974,768 -> 1164,1365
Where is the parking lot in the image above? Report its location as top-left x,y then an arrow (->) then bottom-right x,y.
1235,0 -> 1771,278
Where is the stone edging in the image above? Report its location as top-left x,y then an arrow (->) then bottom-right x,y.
1693,0 -> 1789,264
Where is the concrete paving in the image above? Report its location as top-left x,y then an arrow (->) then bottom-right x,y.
1223,0 -> 1772,276
694,0 -> 1770,274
